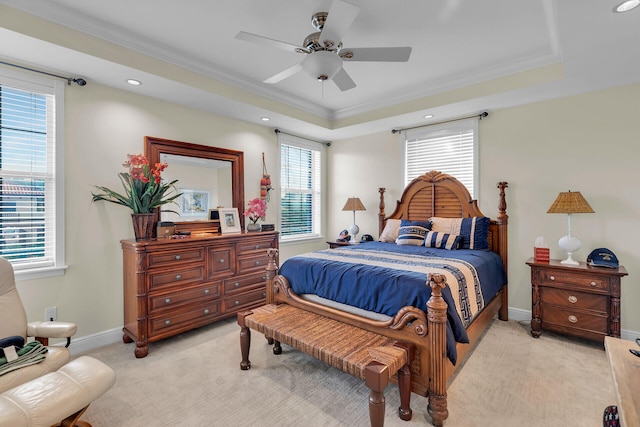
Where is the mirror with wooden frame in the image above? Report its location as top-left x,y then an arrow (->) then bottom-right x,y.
145,136 -> 245,233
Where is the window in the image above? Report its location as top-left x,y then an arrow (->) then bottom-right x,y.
0,69 -> 65,278
279,133 -> 322,241
404,117 -> 478,198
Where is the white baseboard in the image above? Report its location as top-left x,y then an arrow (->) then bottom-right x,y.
56,307 -> 640,355
507,307 -> 640,343
66,327 -> 123,356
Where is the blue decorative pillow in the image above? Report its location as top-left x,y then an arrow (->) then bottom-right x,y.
395,220 -> 431,246
429,216 -> 490,250
424,231 -> 461,250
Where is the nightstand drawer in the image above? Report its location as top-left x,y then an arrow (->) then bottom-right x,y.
540,303 -> 608,333
540,287 -> 608,313
539,270 -> 607,291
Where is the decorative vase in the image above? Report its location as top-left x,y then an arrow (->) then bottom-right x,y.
131,213 -> 155,241
246,222 -> 261,232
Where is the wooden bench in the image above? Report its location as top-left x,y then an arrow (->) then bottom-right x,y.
238,304 -> 414,427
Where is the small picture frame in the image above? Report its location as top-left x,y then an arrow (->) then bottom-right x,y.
208,209 -> 220,221
219,208 -> 241,234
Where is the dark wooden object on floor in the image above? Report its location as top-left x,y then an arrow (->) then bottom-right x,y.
327,241 -> 355,249
527,258 -> 627,342
121,231 -> 278,357
238,304 -> 415,427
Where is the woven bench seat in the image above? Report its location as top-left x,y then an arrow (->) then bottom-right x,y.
238,304 -> 413,427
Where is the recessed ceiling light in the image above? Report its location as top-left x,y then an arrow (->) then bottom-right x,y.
614,0 -> 640,12
261,117 -> 270,121
126,79 -> 142,86
423,114 -> 434,119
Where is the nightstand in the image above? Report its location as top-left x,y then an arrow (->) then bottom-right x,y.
327,241 -> 355,249
527,258 -> 628,342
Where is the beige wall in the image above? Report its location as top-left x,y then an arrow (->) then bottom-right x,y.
14,78 -> 640,349
327,83 -> 640,336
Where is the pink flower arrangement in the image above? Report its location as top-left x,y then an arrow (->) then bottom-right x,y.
245,198 -> 267,224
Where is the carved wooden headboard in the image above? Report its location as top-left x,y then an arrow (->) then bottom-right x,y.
378,171 -> 509,272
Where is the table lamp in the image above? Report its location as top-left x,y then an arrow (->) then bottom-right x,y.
547,190 -> 594,265
342,197 -> 366,243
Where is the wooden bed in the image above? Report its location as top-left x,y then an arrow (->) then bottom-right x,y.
262,171 -> 509,426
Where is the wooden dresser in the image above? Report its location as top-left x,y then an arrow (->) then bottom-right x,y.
527,258 -> 627,343
121,231 -> 278,357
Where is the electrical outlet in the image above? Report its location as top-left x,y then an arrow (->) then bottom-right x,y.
45,306 -> 57,321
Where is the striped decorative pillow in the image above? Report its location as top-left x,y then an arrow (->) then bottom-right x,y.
424,231 -> 461,250
395,220 -> 431,246
429,216 -> 490,250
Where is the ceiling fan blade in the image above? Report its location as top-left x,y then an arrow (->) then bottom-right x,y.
236,31 -> 309,54
341,47 -> 412,62
264,62 -> 303,84
332,67 -> 356,91
319,0 -> 360,47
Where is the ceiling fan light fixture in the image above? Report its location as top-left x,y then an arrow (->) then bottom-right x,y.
301,51 -> 343,81
614,0 -> 640,12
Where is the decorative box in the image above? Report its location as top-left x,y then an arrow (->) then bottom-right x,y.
534,247 -> 550,263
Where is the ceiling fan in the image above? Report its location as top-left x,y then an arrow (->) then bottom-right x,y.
235,0 -> 412,91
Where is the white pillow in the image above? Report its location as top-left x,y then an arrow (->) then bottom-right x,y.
378,219 -> 401,242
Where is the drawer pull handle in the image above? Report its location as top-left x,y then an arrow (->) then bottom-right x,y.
234,300 -> 240,306
255,245 -> 260,250
590,281 -> 597,287
234,282 -> 240,288
164,298 -> 171,304
174,255 -> 181,260
175,274 -> 182,280
568,315 -> 578,324
255,261 -> 260,266
262,292 -> 266,298
568,295 -> 577,304
204,309 -> 210,315
204,289 -> 210,295
164,320 -> 171,326
219,259 -> 225,264
549,275 -> 555,281
262,276 -> 266,281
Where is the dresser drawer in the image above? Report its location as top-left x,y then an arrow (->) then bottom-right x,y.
223,272 -> 267,295
147,247 -> 205,269
238,253 -> 269,272
237,237 -> 276,253
538,269 -> 608,291
540,303 -> 608,334
149,301 -> 221,336
208,245 -> 234,276
223,288 -> 266,312
149,266 -> 205,290
149,282 -> 220,314
540,287 -> 608,313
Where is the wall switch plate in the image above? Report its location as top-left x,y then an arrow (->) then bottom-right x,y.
45,306 -> 57,321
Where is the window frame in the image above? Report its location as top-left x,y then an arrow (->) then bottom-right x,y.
0,67 -> 66,279
278,133 -> 323,243
403,117 -> 479,199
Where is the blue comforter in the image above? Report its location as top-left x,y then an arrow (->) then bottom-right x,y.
278,241 -> 507,364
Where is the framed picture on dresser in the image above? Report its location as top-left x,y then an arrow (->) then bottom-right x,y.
219,208 -> 241,233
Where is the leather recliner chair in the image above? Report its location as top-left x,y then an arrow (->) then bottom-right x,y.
0,257 -> 77,393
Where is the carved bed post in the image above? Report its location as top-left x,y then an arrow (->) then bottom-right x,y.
378,187 -> 386,236
426,273 -> 448,427
497,182 -> 509,321
265,248 -> 279,304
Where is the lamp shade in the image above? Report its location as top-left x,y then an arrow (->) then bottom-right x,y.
342,197 -> 366,212
547,191 -> 594,214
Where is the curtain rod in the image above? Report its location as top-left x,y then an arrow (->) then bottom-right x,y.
391,111 -> 488,134
0,60 -> 87,86
274,128 -> 331,147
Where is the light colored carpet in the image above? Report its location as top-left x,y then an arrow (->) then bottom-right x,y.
79,317 -> 615,426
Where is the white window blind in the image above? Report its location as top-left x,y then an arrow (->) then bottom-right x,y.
279,134 -> 322,241
0,70 -> 64,276
404,117 -> 478,198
